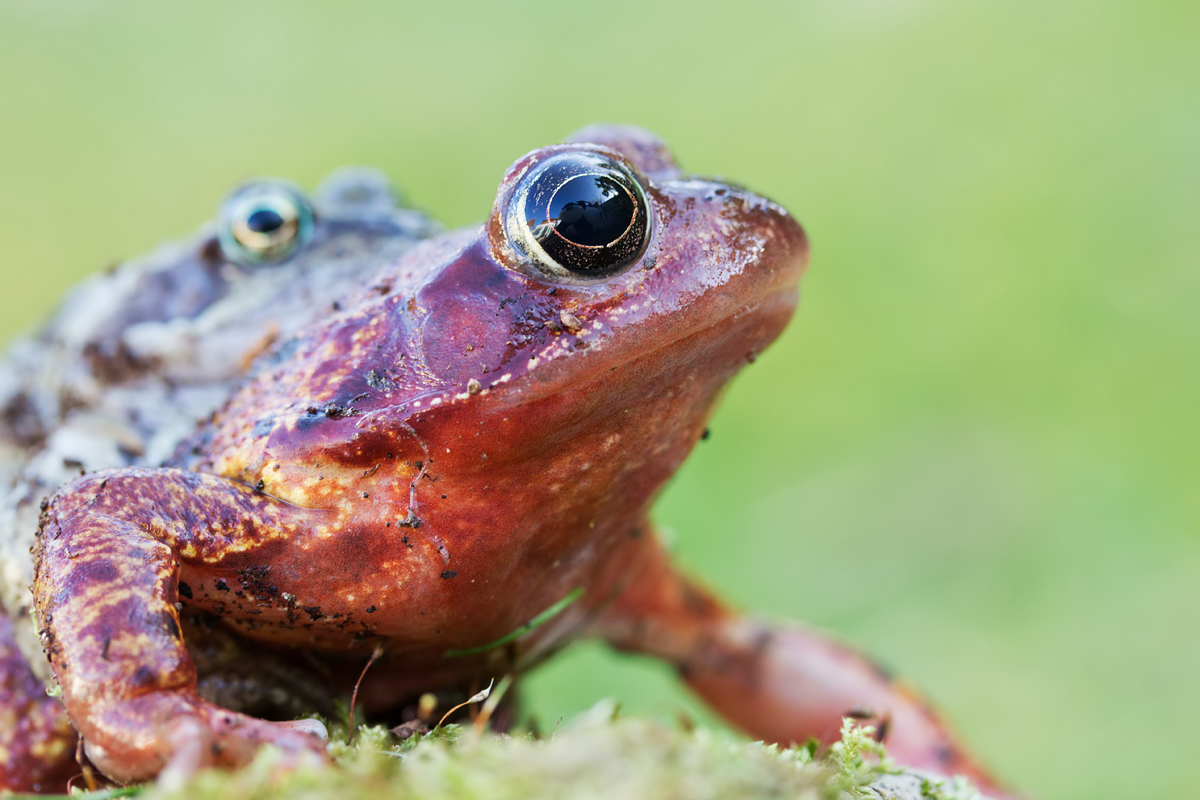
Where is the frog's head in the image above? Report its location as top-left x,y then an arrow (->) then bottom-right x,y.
396,126 -> 808,514
403,125 -> 807,397
207,127 -> 805,597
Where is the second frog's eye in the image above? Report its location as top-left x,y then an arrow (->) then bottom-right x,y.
505,152 -> 649,280
217,180 -> 315,265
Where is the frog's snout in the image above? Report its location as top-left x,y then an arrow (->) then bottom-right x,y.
769,200 -> 810,288
716,185 -> 810,297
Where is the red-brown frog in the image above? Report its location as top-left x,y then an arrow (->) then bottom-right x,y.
9,127 -> 1014,797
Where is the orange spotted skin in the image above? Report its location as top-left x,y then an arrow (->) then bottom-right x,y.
28,128 -> 1018,797
0,614 -> 77,793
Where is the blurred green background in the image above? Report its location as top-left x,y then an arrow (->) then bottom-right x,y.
1,1 -> 1196,797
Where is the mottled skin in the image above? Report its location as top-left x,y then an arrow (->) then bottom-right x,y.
0,168 -> 437,792
0,614 -> 78,791
14,128 -> 1016,798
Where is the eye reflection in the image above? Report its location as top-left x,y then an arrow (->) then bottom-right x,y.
530,174 -> 636,249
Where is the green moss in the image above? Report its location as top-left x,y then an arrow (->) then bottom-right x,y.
827,717 -> 894,796
22,709 -> 987,800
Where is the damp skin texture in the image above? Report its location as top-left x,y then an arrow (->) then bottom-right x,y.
7,127 -> 1016,799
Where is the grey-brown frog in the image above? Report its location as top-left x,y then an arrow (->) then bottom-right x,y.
0,167 -> 438,791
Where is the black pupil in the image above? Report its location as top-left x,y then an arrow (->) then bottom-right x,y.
246,207 -> 286,234
546,174 -> 634,247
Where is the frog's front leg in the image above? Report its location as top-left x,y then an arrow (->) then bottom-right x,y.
594,532 -> 1019,800
32,468 -> 329,786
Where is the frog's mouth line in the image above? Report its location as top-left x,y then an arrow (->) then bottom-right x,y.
482,282 -> 801,409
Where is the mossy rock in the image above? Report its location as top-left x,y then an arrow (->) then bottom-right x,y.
18,705 -> 987,800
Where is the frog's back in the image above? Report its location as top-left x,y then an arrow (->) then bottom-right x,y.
0,169 -> 438,659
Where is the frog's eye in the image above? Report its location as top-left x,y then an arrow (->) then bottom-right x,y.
217,180 -> 315,265
505,152 -> 649,280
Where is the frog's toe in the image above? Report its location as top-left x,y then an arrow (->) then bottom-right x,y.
154,710 -> 328,791
81,695 -> 329,787
152,716 -> 215,792
204,707 -> 329,772
277,717 -> 329,741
